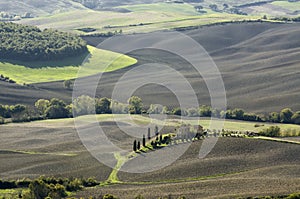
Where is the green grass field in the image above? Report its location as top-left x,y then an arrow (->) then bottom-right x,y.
0,45 -> 137,84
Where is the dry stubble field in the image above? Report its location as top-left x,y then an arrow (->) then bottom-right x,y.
0,115 -> 299,198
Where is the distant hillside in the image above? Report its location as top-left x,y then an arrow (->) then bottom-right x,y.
0,0 -> 87,18
0,22 -> 299,114
72,0 -> 163,10
1,0 -> 300,23
79,22 -> 300,113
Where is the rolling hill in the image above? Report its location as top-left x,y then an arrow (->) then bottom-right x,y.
1,115 -> 299,198
1,22 -> 299,114
0,0 -> 88,17
1,0 -> 299,34
82,22 -> 300,113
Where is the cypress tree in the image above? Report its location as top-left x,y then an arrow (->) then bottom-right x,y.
147,128 -> 151,140
142,135 -> 146,147
155,125 -> 159,136
133,140 -> 137,152
137,141 -> 141,150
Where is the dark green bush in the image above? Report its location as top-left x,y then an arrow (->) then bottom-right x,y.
259,126 -> 281,137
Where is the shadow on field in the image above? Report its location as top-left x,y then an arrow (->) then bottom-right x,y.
0,51 -> 90,68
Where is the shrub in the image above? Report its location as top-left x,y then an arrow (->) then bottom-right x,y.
103,194 -> 118,199
135,195 -> 145,199
65,178 -> 82,192
63,79 -> 73,90
286,193 -> 300,199
259,126 -> 281,137
82,178 -> 99,187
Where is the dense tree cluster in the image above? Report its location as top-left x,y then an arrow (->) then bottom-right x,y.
0,22 -> 88,62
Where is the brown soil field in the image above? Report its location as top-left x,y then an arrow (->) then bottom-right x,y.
0,123 -> 112,181
76,138 -> 300,198
1,22 -> 300,113
1,119 -> 299,198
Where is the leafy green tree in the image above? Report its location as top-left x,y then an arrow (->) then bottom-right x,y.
199,105 -> 212,117
111,100 -> 128,114
269,112 -> 280,123
280,108 -> 294,123
223,3 -> 229,9
0,104 -> 10,118
29,180 -> 49,199
103,194 -> 118,199
135,195 -> 145,199
291,111 -> 300,124
187,108 -> 198,117
162,106 -> 169,114
48,184 -> 67,199
63,80 -> 73,90
45,98 -> 69,119
211,108 -> 220,118
95,97 -> 111,114
243,113 -> 258,121
172,107 -> 182,116
259,126 -> 281,137
128,96 -> 143,114
34,99 -> 50,115
10,104 -> 27,121
73,95 -> 95,116
232,108 -> 245,120
209,4 -> 218,11
148,104 -> 163,114
286,192 -> 300,199
10,104 -> 26,116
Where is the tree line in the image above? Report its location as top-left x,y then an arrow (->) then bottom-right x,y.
0,22 -> 88,62
1,96 -> 300,126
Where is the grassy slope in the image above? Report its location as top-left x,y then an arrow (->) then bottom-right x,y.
83,22 -> 300,113
18,1 -> 300,35
0,0 -> 88,16
19,3 -> 260,34
0,45 -> 137,84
